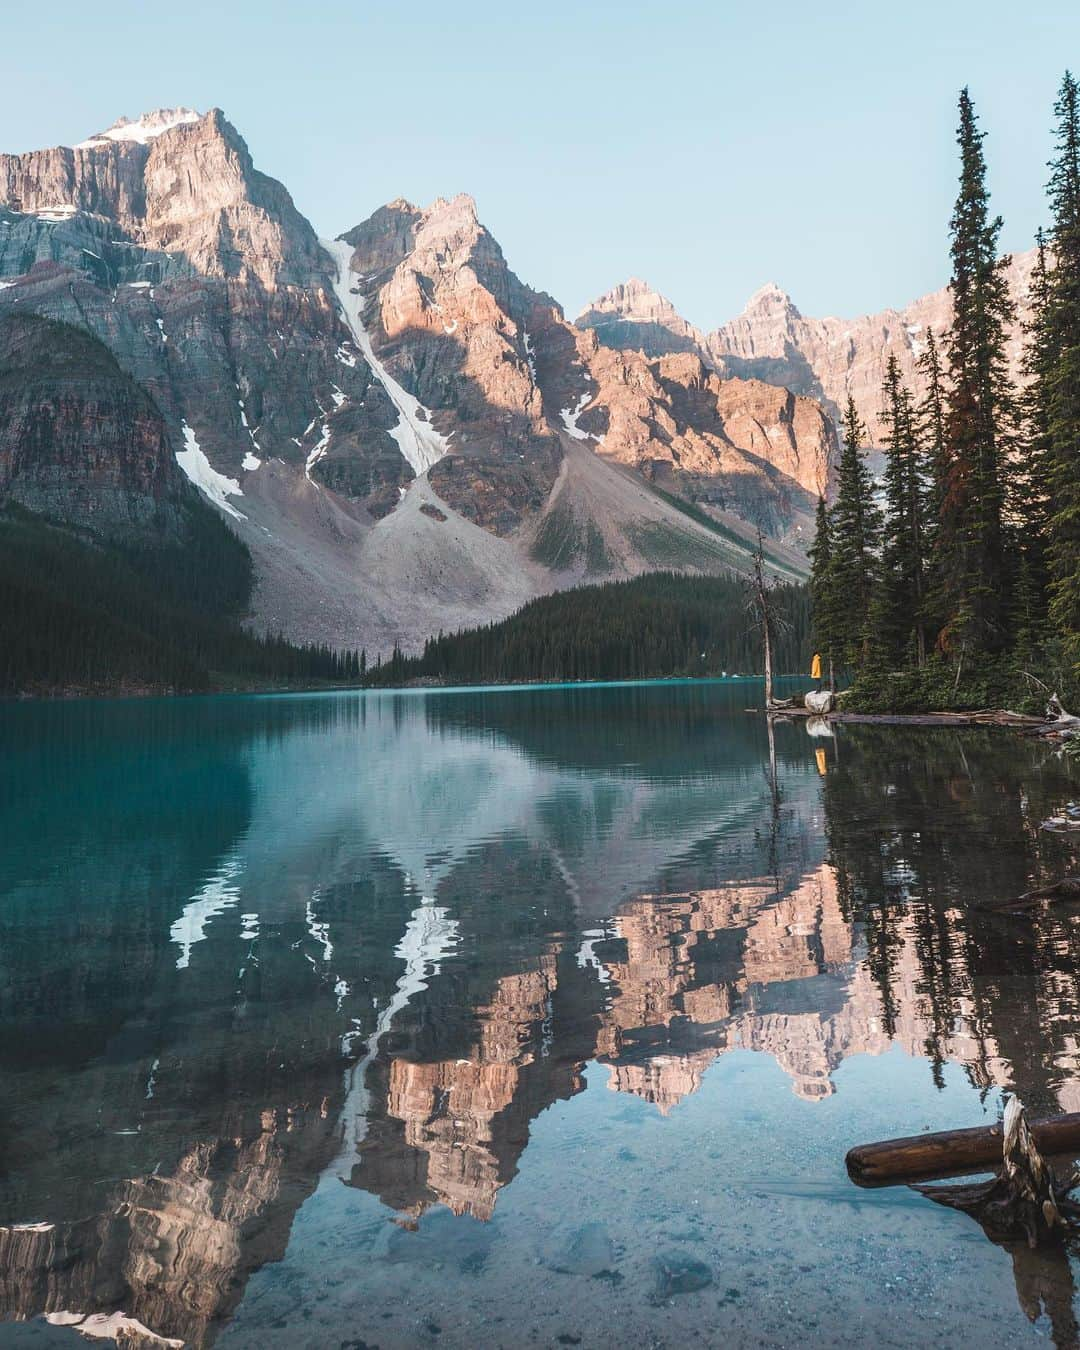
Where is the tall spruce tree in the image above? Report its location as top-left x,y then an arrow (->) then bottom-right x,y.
830,397 -> 881,668
917,330 -> 948,533
808,495 -> 839,688
916,327 -> 949,643
1042,72 -> 1080,661
1016,229 -> 1055,625
878,356 -> 927,666
937,88 -> 1016,656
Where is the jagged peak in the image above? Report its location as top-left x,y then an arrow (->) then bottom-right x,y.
742,280 -> 799,317
420,193 -> 479,226
583,276 -> 668,310
74,108 -> 203,151
578,277 -> 691,334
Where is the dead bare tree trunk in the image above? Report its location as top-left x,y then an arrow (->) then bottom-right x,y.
753,537 -> 774,709
750,528 -> 781,709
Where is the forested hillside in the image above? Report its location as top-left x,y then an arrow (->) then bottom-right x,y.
0,508 -> 362,695
364,572 -> 811,687
0,315 -> 364,696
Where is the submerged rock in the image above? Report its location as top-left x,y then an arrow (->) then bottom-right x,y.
552,1221 -> 618,1277
651,1250 -> 713,1301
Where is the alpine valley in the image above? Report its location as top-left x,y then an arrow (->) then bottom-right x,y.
0,107 -> 1035,661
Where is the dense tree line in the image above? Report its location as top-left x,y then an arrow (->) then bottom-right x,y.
0,508 -> 363,694
810,76 -> 1080,711
363,571 -> 812,687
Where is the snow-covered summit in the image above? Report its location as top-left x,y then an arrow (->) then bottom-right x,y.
75,108 -> 202,151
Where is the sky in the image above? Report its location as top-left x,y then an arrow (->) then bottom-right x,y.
2,0 -> 1078,327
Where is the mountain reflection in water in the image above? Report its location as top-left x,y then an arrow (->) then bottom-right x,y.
2,683 -> 1080,1347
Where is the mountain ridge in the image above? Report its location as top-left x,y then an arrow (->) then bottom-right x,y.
580,252 -> 1037,442
0,107 -> 828,659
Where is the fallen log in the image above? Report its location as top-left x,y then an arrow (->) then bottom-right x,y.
830,711 -> 1049,728
983,877 -> 1080,912
913,1097 -> 1080,1249
847,1109 -> 1080,1186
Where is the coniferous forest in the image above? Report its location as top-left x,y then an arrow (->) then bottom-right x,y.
810,76 -> 1080,712
0,508 -> 364,694
362,572 -> 811,688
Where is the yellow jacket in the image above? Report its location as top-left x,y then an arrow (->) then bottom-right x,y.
810,652 -> 822,680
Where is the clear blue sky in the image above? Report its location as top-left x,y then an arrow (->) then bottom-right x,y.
2,0 -> 1077,326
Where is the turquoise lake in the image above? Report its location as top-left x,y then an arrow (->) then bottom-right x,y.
3,680 -> 1080,1347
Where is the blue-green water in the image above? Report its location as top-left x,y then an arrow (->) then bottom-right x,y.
3,681 -> 1080,1348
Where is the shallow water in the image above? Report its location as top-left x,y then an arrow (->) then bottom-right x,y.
3,681 -> 1080,1347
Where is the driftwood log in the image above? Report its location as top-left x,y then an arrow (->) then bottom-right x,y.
983,877 -> 1080,912
847,1106 -> 1080,1185
913,1097 -> 1080,1249
1047,694 -> 1080,730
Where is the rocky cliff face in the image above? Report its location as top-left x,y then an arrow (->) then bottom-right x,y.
0,109 -> 836,655
0,108 -> 376,487
579,254 -> 1037,447
0,312 -> 204,543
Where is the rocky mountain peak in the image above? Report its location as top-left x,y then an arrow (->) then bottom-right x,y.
410,193 -> 488,263
348,191 -> 512,317
0,106 -> 324,288
340,199 -> 424,276
577,278 -> 706,359
422,192 -> 479,225
741,281 -> 799,318
580,277 -> 686,327
75,107 -> 203,150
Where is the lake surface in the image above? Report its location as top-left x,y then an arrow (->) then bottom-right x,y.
3,681 -> 1080,1348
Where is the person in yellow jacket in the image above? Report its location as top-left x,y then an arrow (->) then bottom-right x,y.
811,652 -> 823,683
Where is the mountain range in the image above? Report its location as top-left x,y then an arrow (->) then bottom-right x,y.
579,254 -> 1037,445
0,107 -> 1038,656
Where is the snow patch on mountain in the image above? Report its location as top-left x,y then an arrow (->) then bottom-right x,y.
175,421 -> 246,520
323,237 -> 451,476
306,420 -> 331,478
33,204 -> 79,222
560,390 -> 593,441
75,108 -> 201,150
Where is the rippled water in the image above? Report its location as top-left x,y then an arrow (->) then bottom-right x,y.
3,681 -> 1080,1348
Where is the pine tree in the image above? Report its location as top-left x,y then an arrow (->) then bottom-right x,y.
1043,72 -> 1080,661
877,356 -> 928,666
916,329 -> 948,531
916,327 -> 949,645
937,88 -> 1016,656
830,397 -> 881,668
1014,229 -> 1055,633
808,496 -> 839,688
